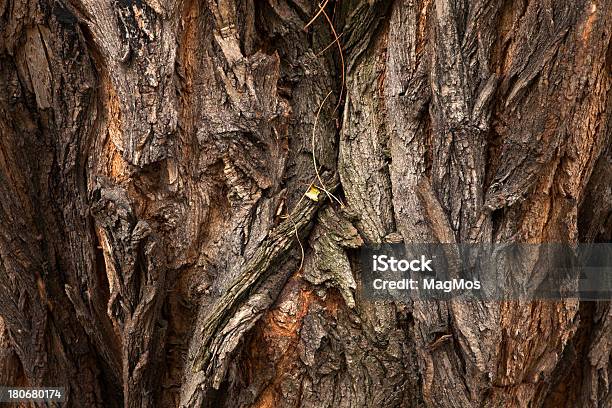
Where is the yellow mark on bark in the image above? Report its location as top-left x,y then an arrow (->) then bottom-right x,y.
305,185 -> 321,201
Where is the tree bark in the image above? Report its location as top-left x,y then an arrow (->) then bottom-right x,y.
0,0 -> 610,407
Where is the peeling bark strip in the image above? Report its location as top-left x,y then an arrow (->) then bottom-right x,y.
191,188 -> 326,382
0,0 -> 610,407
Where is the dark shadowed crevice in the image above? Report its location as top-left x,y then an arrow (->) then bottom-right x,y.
92,221 -> 111,307
541,301 -> 596,407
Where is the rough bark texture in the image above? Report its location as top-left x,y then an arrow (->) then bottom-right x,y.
0,0 -> 610,407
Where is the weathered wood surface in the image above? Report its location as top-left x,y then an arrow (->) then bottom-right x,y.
0,0 -> 610,407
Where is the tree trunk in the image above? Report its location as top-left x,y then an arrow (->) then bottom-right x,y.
0,0 -> 610,407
